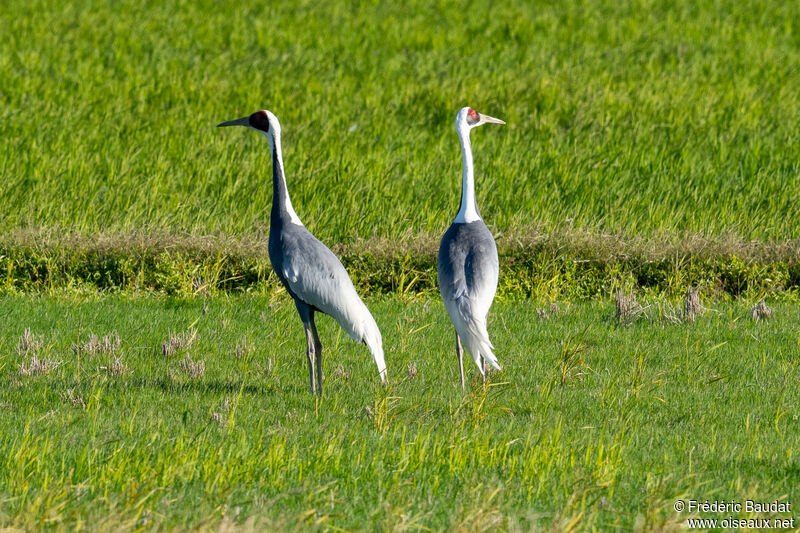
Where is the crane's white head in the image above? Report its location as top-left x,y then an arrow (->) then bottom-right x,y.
217,110 -> 281,139
455,107 -> 505,133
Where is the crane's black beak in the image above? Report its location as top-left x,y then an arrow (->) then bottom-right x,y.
217,116 -> 250,128
479,114 -> 505,126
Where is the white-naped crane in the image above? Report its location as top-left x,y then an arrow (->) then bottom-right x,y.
218,110 -> 386,394
438,107 -> 505,389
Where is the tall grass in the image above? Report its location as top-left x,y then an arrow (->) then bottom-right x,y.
1,0 -> 799,242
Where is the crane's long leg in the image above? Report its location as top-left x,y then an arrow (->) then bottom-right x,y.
296,302 -> 316,394
456,331 -> 465,390
481,356 -> 487,388
309,311 -> 324,396
302,323 -> 316,394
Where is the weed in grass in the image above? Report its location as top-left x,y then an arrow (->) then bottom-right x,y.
752,299 -> 774,321
61,389 -> 86,409
72,332 -> 121,355
629,353 -> 647,399
254,357 -> 275,378
177,355 -> 206,380
615,289 -> 649,325
406,362 -> 418,379
138,510 -> 153,530
99,356 -> 129,377
658,300 -> 683,326
18,354 -> 61,376
453,381 -> 515,426
536,302 -> 560,320
15,328 -> 43,356
161,328 -> 196,356
234,335 -> 254,359
683,287 -> 701,322
332,364 -> 350,382
365,395 -> 402,432
211,397 -> 232,426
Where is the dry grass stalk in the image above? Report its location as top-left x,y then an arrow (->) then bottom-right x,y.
332,364 -> 350,381
19,354 -> 61,376
73,332 -> 121,355
192,277 -> 210,295
659,301 -> 682,325
178,354 -> 205,379
61,389 -> 86,409
751,299 -> 774,321
615,289 -> 648,325
235,335 -> 254,359
100,356 -> 129,376
536,302 -> 560,320
161,328 -> 196,356
406,362 -> 418,379
16,328 -> 43,356
211,397 -> 231,426
683,287 -> 701,322
254,357 -> 275,377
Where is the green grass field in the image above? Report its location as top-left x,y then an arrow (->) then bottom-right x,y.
2,0 -> 800,241
3,0 -> 800,530
0,295 -> 798,530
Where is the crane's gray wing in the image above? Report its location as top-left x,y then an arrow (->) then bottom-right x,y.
438,221 -> 498,316
272,224 -> 377,342
277,226 -> 355,312
271,222 -> 386,379
463,239 -> 499,319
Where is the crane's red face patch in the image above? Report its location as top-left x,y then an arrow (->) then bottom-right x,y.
466,108 -> 480,126
249,111 -> 270,132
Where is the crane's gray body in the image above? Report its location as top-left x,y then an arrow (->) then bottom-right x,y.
438,220 -> 499,310
438,220 -> 500,381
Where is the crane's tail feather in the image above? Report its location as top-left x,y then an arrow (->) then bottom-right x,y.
338,300 -> 386,382
362,316 -> 386,381
459,315 -> 501,374
363,330 -> 387,382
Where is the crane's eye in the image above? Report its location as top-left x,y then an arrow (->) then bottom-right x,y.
249,111 -> 270,132
466,108 -> 480,125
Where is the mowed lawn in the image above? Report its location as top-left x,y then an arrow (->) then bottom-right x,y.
2,0 -> 800,242
0,294 -> 797,530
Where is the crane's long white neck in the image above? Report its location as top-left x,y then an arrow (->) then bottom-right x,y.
266,129 -> 303,226
454,123 -> 481,223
